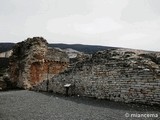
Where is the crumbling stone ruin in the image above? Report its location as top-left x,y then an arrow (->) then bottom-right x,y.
7,37 -> 160,105
33,48 -> 160,105
9,37 -> 69,89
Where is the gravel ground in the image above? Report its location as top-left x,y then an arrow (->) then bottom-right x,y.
0,90 -> 159,120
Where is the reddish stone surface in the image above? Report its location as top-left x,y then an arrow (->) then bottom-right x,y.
30,61 -> 68,86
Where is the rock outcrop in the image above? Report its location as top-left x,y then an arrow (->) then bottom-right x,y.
33,48 -> 160,105
0,50 -> 12,58
9,37 -> 69,89
62,48 -> 91,64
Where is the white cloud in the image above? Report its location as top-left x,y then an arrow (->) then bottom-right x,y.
47,15 -> 122,35
74,18 -> 122,34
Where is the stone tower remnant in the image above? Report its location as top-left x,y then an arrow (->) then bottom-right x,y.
9,37 -> 69,89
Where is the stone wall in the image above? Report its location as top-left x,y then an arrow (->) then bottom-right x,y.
33,48 -> 160,105
9,37 -> 69,89
30,60 -> 68,86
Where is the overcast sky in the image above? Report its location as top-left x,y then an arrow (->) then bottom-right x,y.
0,0 -> 160,51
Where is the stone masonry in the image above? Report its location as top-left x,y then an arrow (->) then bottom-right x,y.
9,37 -> 69,89
33,48 -> 160,105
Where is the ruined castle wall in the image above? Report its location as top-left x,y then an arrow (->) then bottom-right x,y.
34,49 -> 160,105
9,37 -> 69,89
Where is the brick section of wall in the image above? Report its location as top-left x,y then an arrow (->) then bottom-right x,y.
30,61 -> 68,85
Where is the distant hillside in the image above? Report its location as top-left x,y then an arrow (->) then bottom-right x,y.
49,43 -> 115,54
0,43 -> 115,54
0,43 -> 15,53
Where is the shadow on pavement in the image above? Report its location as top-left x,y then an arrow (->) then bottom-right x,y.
34,91 -> 160,112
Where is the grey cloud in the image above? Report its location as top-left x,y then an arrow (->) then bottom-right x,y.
121,0 -> 157,23
0,0 -> 160,51
148,0 -> 160,15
